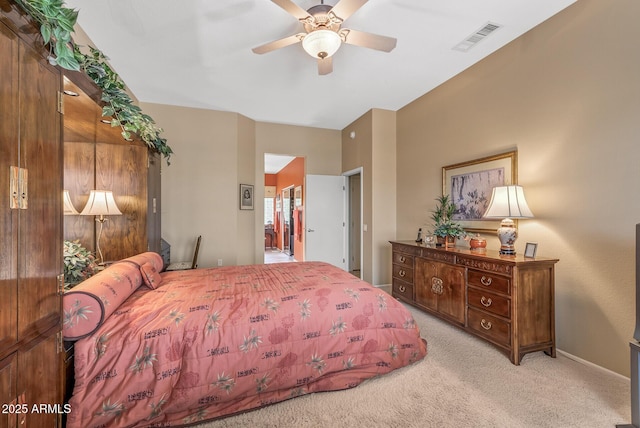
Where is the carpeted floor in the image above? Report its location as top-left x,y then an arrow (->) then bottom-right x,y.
194,302 -> 630,428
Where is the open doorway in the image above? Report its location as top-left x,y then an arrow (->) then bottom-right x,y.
345,168 -> 363,278
264,154 -> 304,264
282,186 -> 295,256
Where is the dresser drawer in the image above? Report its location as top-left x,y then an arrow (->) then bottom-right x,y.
467,287 -> 511,319
392,279 -> 414,301
467,308 -> 511,346
467,269 -> 510,295
392,263 -> 413,283
393,251 -> 414,269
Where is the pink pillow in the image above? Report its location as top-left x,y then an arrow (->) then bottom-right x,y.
123,252 -> 164,272
123,252 -> 164,289
62,262 -> 142,340
140,262 -> 162,289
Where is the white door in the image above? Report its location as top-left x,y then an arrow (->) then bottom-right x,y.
305,174 -> 347,270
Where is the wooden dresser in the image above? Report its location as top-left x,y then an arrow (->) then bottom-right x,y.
390,241 -> 558,365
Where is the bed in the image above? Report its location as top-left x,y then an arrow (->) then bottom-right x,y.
63,252 -> 427,427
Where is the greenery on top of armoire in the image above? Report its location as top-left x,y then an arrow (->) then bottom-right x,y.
15,0 -> 173,162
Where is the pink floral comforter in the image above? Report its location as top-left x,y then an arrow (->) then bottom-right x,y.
67,262 -> 427,427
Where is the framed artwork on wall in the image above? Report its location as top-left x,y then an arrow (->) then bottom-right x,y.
442,150 -> 517,233
240,184 -> 254,210
294,186 -> 302,207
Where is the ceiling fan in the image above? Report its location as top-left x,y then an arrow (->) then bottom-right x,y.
252,0 -> 397,75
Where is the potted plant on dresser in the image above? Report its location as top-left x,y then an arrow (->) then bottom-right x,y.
431,195 -> 466,247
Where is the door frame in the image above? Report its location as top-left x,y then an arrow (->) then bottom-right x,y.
343,167 -> 363,276
281,185 -> 295,254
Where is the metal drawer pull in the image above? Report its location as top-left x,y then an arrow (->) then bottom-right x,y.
399,256 -> 406,263
480,276 -> 493,286
480,296 -> 492,307
399,269 -> 406,278
399,285 -> 406,293
480,319 -> 492,330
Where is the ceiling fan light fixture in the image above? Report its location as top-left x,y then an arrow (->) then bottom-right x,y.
302,29 -> 342,59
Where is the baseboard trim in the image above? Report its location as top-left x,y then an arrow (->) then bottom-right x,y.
557,348 -> 629,381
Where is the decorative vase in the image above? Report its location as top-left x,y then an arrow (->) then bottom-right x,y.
445,236 -> 456,247
469,235 -> 487,249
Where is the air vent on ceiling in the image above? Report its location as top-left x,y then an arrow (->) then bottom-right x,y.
453,22 -> 502,52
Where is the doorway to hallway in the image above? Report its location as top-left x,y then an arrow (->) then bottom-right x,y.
264,154 -> 304,263
264,249 -> 295,264
345,168 -> 362,278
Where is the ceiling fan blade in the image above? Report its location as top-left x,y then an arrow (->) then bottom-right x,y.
252,33 -> 304,54
271,0 -> 313,21
318,57 -> 333,75
341,29 -> 397,52
329,0 -> 368,22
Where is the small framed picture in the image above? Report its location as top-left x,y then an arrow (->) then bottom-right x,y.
524,242 -> 538,258
294,185 -> 302,207
240,184 -> 254,210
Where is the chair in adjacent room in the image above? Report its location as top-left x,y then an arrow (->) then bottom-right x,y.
165,235 -> 201,271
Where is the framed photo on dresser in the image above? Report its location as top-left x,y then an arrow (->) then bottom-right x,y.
524,242 -> 538,258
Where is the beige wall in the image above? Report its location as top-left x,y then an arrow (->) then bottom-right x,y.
342,109 -> 397,285
237,114 -> 256,265
139,105 -> 342,267
253,122 -> 342,262
395,0 -> 640,376
140,104 -> 242,268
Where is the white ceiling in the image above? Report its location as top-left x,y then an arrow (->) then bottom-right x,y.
265,154 -> 296,174
65,0 -> 575,131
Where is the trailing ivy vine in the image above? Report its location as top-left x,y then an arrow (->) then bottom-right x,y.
15,0 -> 173,162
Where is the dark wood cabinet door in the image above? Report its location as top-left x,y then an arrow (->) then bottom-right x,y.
415,258 -> 438,312
147,152 -> 162,253
16,38 -> 62,340
18,334 -> 61,427
0,21 -> 19,357
0,353 -> 18,428
438,264 -> 466,325
415,258 -> 465,325
2,3 -> 64,420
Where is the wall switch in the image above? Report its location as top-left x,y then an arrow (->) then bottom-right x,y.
363,224 -> 368,232
217,259 -> 223,267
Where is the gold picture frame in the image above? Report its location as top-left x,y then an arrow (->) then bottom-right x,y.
442,150 -> 517,233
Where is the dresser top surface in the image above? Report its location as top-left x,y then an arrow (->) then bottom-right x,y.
390,240 -> 559,265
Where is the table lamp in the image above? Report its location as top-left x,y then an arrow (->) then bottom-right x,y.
80,190 -> 122,264
482,185 -> 533,255
63,190 -> 79,215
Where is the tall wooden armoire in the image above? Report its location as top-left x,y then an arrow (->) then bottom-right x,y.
0,2 -> 64,427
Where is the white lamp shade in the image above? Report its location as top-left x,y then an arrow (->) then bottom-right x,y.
80,190 -> 122,216
63,190 -> 79,215
302,29 -> 342,59
483,185 -> 534,219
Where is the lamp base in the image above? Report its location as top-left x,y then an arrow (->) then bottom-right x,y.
497,218 -> 518,256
